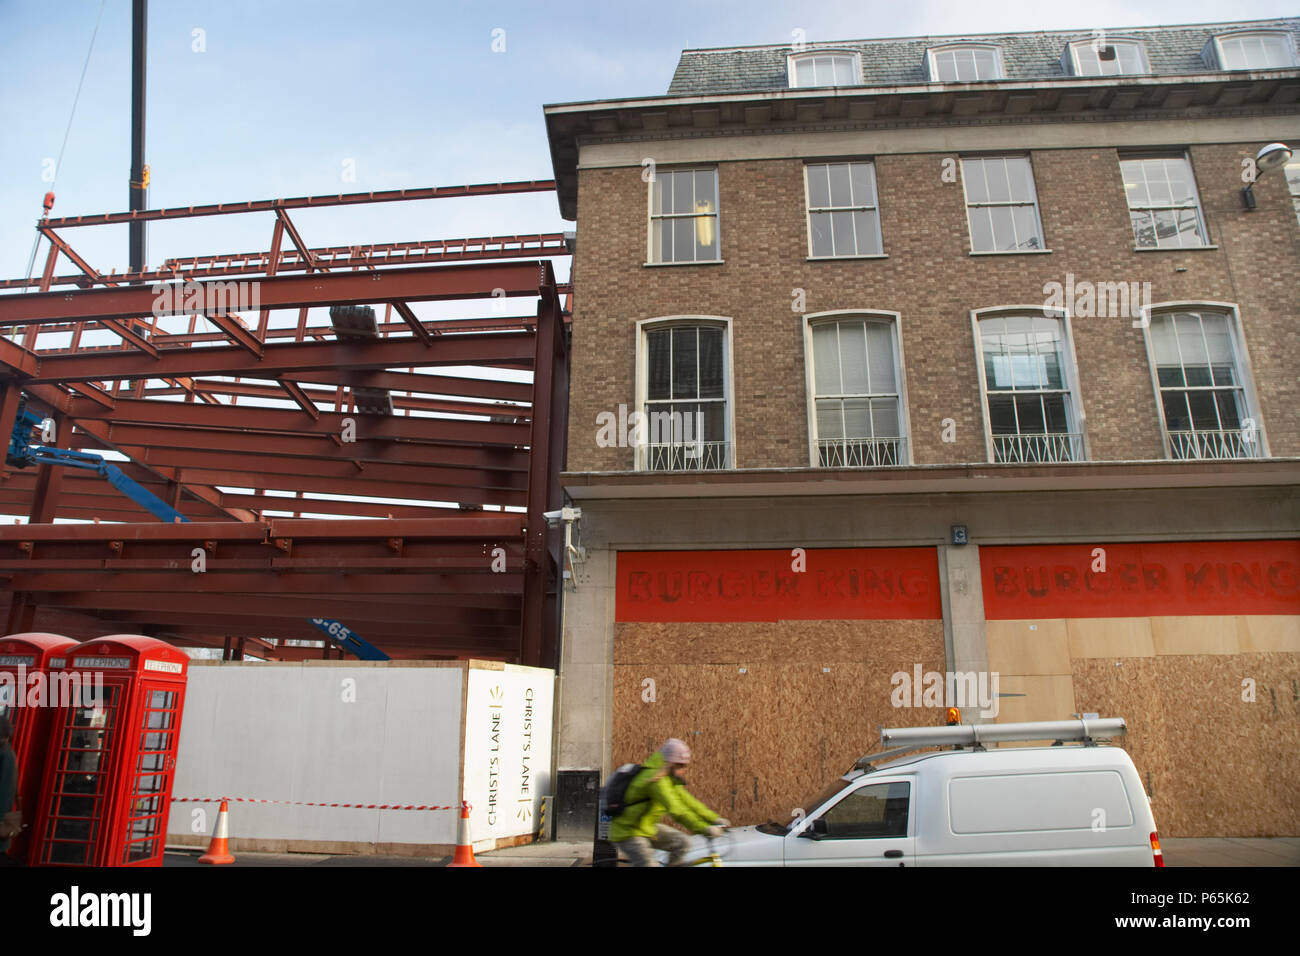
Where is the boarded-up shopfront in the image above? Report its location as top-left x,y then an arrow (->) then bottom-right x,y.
982,540 -> 1300,838
612,547 -> 949,826
608,539 -> 1299,835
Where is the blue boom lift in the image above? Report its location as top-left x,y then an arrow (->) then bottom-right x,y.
6,397 -> 389,660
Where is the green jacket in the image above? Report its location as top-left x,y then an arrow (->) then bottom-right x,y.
609,751 -> 720,842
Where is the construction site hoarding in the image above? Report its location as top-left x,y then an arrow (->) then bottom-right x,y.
163,659 -> 555,856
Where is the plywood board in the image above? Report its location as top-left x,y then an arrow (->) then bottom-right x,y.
1150,616 -> 1240,656
611,618 -> 945,826
1071,653 -> 1300,837
614,618 -> 940,664
1236,615 -> 1300,654
986,619 -> 1071,675
1066,617 -> 1155,659
991,675 -> 1077,726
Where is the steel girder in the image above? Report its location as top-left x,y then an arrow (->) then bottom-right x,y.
0,183 -> 569,661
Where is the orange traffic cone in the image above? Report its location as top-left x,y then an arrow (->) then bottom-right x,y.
198,799 -> 236,865
447,803 -> 481,867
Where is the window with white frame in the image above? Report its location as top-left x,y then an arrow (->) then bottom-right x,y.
1147,310 -> 1263,460
1209,32 -> 1298,70
1119,154 -> 1208,249
1286,162 -> 1300,227
641,323 -> 730,470
1067,38 -> 1149,76
927,45 -> 1003,82
962,156 -> 1045,252
789,52 -> 860,88
976,313 -> 1083,463
649,168 -> 719,264
805,162 -> 883,257
808,316 -> 906,467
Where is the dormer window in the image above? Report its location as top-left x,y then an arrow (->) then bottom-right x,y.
925,44 -> 1003,82
788,52 -> 861,88
1205,31 -> 1298,70
1066,38 -> 1149,76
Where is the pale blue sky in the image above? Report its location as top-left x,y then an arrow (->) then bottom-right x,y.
2,0 -> 1295,282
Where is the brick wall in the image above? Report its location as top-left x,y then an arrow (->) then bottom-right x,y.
567,142 -> 1300,472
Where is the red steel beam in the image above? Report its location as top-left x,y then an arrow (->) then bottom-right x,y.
19,330 -> 536,382
214,494 -> 497,520
0,262 -> 546,327
97,318 -> 160,357
12,570 -> 523,597
36,592 -> 520,628
38,227 -> 110,287
45,415 -> 261,522
0,338 -> 39,378
391,301 -> 433,346
274,209 -> 319,273
66,381 -> 116,409
521,262 -> 565,667
138,379 -> 528,420
80,421 -> 528,473
0,515 -> 523,542
41,181 -> 557,228
105,615 -> 520,654
158,233 -> 570,277
107,444 -> 528,493
206,312 -> 264,356
0,543 -> 528,572
105,448 -> 529,505
108,466 -> 525,507
255,369 -> 532,403
61,396 -> 531,445
277,379 -> 320,420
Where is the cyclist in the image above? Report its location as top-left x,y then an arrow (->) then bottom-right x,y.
609,738 -> 729,866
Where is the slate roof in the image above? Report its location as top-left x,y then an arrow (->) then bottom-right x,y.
667,18 -> 1300,95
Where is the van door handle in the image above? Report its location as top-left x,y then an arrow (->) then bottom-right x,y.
884,849 -> 903,858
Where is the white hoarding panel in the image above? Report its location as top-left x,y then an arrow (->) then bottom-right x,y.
462,664 -> 554,846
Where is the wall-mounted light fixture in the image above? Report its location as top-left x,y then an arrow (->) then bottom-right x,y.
1242,142 -> 1293,210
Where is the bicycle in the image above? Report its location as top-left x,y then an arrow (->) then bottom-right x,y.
609,829 -> 732,867
685,832 -> 731,867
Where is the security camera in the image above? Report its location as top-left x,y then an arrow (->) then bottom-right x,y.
543,506 -> 582,527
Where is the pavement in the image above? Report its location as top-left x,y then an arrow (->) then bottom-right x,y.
163,840 -> 594,867
163,837 -> 1297,867
1160,837 -> 1300,867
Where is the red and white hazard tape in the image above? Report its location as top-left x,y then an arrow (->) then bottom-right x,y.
171,797 -> 469,812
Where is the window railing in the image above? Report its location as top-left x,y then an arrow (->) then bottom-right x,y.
817,437 -> 908,467
643,441 -> 732,471
992,432 -> 1083,463
1165,428 -> 1263,460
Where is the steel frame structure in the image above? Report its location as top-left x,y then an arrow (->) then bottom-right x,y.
0,183 -> 569,665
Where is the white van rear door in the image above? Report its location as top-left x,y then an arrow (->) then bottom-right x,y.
784,778 -> 915,867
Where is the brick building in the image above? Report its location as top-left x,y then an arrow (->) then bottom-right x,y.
544,18 -> 1300,838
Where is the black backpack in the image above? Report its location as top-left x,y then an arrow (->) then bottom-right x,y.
601,763 -> 647,817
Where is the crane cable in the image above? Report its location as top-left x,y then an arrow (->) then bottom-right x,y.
22,0 -> 109,295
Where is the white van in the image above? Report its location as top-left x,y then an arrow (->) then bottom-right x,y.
718,718 -> 1163,867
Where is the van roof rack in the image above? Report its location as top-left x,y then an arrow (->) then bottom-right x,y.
854,717 -> 1127,772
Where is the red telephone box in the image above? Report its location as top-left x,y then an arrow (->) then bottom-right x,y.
0,632 -> 79,863
32,635 -> 189,867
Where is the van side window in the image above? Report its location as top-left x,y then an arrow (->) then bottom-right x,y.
818,781 -> 909,838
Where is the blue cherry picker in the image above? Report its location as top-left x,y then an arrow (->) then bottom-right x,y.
5,397 -> 390,660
